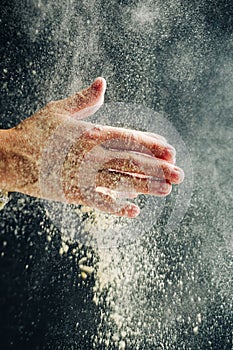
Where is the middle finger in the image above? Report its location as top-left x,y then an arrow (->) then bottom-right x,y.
97,149 -> 184,184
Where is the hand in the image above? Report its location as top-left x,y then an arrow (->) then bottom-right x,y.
5,77 -> 184,218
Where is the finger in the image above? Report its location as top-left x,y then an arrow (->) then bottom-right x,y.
85,126 -> 176,163
92,191 -> 140,218
96,169 -> 172,196
96,186 -> 138,199
144,132 -> 167,143
53,77 -> 106,119
64,181 -> 140,218
97,151 -> 184,184
115,192 -> 138,199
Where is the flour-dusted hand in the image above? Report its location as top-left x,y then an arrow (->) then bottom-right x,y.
0,78 -> 184,218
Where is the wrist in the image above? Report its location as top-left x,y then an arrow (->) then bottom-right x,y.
0,130 -> 11,209
0,128 -> 28,193
0,129 -> 12,190
0,127 -> 39,196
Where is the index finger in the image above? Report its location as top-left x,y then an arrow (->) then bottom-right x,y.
84,125 -> 176,163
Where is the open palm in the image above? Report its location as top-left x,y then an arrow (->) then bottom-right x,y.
8,78 -> 184,218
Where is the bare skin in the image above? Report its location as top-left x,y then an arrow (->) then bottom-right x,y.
0,77 -> 184,218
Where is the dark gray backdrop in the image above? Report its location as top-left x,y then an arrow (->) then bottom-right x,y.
0,0 -> 232,349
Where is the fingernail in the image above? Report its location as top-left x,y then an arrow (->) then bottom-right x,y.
150,181 -> 170,194
126,204 -> 140,218
173,167 -> 185,182
161,182 -> 170,191
162,145 -> 176,161
167,145 -> 176,157
149,181 -> 160,192
93,77 -> 106,91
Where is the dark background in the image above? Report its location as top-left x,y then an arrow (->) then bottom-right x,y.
0,0 -> 232,349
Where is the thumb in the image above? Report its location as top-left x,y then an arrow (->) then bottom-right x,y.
55,77 -> 106,120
